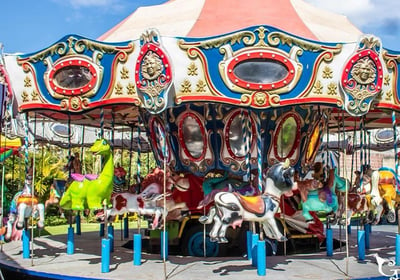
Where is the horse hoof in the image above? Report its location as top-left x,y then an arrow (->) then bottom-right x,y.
218,237 -> 229,243
198,216 -> 209,224
210,237 -> 218,243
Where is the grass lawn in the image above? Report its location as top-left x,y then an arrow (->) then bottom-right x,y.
37,220 -> 148,237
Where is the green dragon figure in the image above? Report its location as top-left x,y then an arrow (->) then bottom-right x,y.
60,139 -> 114,211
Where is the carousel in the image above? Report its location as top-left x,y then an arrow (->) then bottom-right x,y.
0,0 -> 400,278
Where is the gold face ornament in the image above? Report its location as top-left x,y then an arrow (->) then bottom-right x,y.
350,57 -> 376,85
141,51 -> 163,81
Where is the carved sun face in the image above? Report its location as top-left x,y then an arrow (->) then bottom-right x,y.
141,51 -> 163,81
351,57 -> 376,85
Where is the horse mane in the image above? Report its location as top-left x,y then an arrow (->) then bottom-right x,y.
141,167 -> 165,190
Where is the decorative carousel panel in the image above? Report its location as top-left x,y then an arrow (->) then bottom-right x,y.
218,45 -> 302,106
382,48 -> 400,109
340,35 -> 384,116
0,65 -> 13,104
149,116 -> 173,164
135,29 -> 173,114
267,110 -> 302,165
176,109 -> 214,173
16,35 -> 137,113
220,109 -> 257,172
177,25 -> 345,109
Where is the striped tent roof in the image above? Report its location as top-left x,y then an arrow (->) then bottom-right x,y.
99,0 -> 362,42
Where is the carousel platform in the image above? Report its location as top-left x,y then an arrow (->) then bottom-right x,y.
0,224 -> 397,280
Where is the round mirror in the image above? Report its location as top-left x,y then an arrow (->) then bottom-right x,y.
50,123 -> 72,138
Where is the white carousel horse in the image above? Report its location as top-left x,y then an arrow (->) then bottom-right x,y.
105,167 -> 189,229
5,177 -> 45,241
199,159 -> 297,243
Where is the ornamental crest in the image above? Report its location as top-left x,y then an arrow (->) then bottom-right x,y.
135,29 -> 173,114
340,35 -> 383,116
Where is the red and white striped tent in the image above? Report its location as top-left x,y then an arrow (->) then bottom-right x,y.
99,0 -> 361,43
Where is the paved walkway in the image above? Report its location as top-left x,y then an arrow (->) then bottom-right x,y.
0,224 -> 397,279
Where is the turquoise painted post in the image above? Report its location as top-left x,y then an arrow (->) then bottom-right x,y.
396,234 -> 400,265
76,214 -> 81,235
67,226 -> 74,255
22,229 -> 30,259
161,231 -> 168,260
247,231 -> 252,260
101,238 -> 110,273
358,230 -> 365,260
251,233 -> 258,267
124,217 -> 129,239
108,224 -> 114,253
257,240 -> 266,276
133,233 -> 142,266
326,228 -> 333,256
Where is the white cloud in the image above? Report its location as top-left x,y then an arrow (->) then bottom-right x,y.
304,0 -> 400,49
51,0 -> 125,11
304,0 -> 400,29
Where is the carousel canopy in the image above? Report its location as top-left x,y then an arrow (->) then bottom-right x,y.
2,0 -> 400,176
2,0 -> 398,128
99,0 -> 362,42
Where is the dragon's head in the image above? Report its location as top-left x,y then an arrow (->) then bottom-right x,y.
90,139 -> 111,156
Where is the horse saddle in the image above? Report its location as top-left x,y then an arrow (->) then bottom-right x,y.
71,173 -> 99,182
234,193 -> 265,215
379,177 -> 395,185
17,195 -> 38,206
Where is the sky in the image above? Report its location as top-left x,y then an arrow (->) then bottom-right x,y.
0,0 -> 399,54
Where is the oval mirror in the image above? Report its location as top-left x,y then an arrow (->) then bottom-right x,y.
233,58 -> 288,84
54,65 -> 93,89
275,116 -> 298,159
228,112 -> 252,158
181,114 -> 205,159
